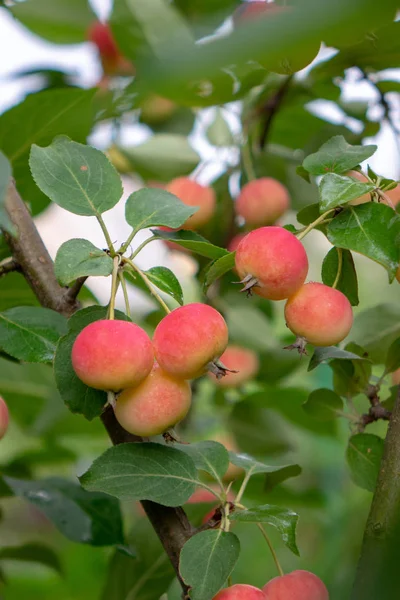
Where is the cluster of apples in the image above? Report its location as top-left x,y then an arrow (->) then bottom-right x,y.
213,571 -> 329,599
71,303 -> 231,436
166,174 -> 354,352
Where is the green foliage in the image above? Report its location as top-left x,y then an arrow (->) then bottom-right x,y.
0,307 -> 67,363
179,530 -> 240,600
80,443 -> 199,506
175,441 -> 229,481
54,239 -> 114,286
0,543 -> 63,576
346,434 -> 384,492
321,248 -> 359,306
125,188 -> 196,234
0,88 -> 96,215
0,151 -> 14,234
318,173 -> 374,210
143,267 -> 184,306
303,136 -> 377,175
30,136 -> 123,216
230,505 -> 299,555
11,0 -> 96,44
4,476 -> 124,546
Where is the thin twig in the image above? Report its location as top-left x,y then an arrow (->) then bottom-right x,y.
258,75 -> 293,149
64,276 -> 87,303
0,257 -> 21,277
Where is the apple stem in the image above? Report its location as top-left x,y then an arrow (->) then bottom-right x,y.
332,247 -> 343,289
123,257 -> 171,314
257,523 -> 284,577
296,208 -> 335,241
108,256 -> 120,320
96,214 -> 116,255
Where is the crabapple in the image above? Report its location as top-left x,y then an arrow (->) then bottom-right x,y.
234,226 -> 308,300
114,363 -> 191,437
0,397 -> 9,440
263,570 -> 329,599
153,303 -> 229,379
166,178 -> 216,230
71,320 -> 154,391
87,21 -> 134,76
208,345 -> 259,387
233,1 -> 320,75
213,584 -> 265,600
235,178 -> 290,227
284,282 -> 353,347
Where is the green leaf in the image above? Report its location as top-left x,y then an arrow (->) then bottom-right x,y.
203,253 -> 235,290
125,188 -> 196,235
230,505 -> 299,555
4,476 -> 124,546
110,0 -> 194,62
303,136 -> 377,175
296,165 -> 311,183
0,307 -> 67,363
179,530 -> 240,600
144,267 -> 184,306
224,305 -> 274,352
308,346 -> 370,371
80,443 -> 199,506
153,229 -> 228,260
11,0 -> 96,44
229,452 -> 301,490
349,304 -> 400,364
54,306 -> 129,419
319,173 -> 375,211
303,388 -> 344,420
321,247 -> 359,306
385,337 -> 400,375
296,203 -> 326,234
54,239 -> 114,286
30,136 -> 123,216
121,135 -> 200,182
346,434 -> 384,492
175,441 -> 229,481
206,109 -> 235,147
0,88 -> 96,215
101,518 -> 174,600
0,543 -> 63,576
0,151 -> 14,234
327,203 -> 400,281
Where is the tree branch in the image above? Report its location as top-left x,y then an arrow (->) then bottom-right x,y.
352,387 -> 400,599
3,181 -> 79,317
0,257 -> 21,277
258,75 -> 293,149
3,179 -> 194,597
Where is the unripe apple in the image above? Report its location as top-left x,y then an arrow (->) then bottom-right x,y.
263,570 -> 329,599
233,1 -> 320,75
166,178 -> 216,230
235,178 -> 290,227
114,363 -> 191,437
71,320 -> 154,391
213,584 -> 265,600
140,95 -> 177,125
153,303 -> 229,379
284,282 -> 353,347
0,397 -> 9,440
235,226 -> 308,300
208,345 -> 259,387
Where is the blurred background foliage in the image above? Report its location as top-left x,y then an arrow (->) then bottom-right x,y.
0,0 -> 399,598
